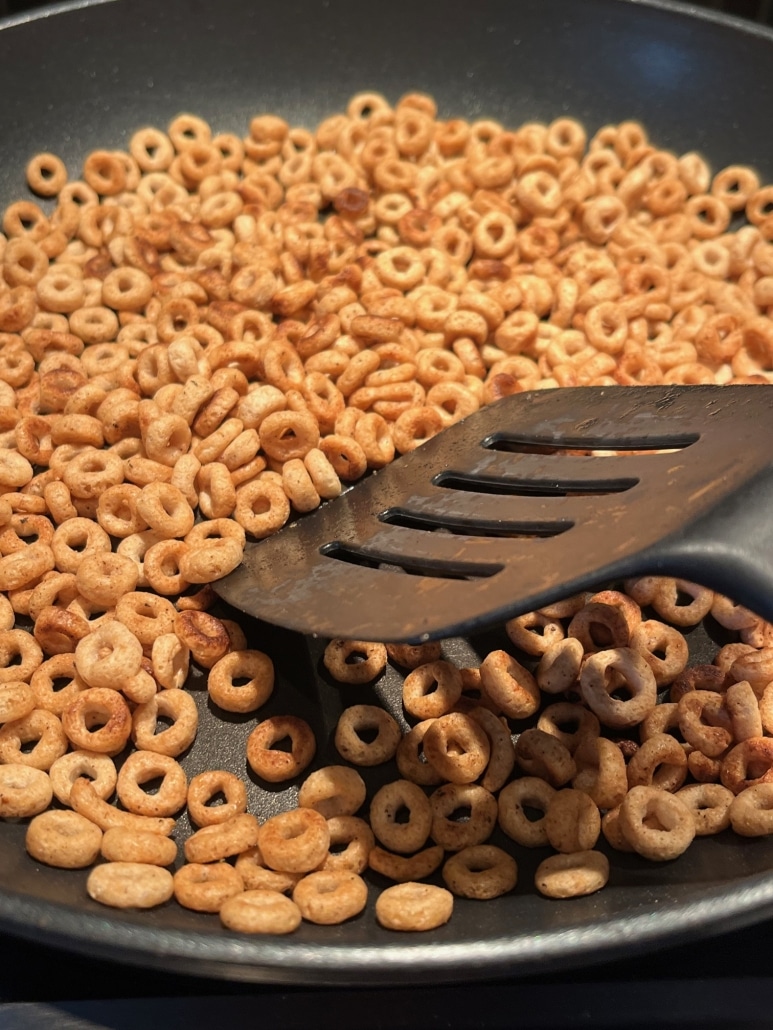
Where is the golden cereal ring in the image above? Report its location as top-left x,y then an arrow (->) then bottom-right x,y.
535,850 -> 610,899
321,816 -> 375,874
100,827 -> 178,866
74,620 -> 143,690
187,769 -> 248,828
395,719 -> 444,787
48,750 -> 117,807
479,650 -> 540,720
131,688 -> 198,758
258,808 -> 330,874
402,660 -> 463,720
297,765 -> 366,819
385,641 -> 442,670
442,845 -> 517,900
375,882 -> 453,932
70,777 -> 175,836
173,862 -> 244,913
334,704 -> 401,766
246,715 -> 316,783
26,809 -> 102,869
116,750 -> 187,818
322,639 -> 387,685
0,709 -> 68,770
220,889 -> 302,935
544,788 -> 601,854
88,861 -> 174,910
207,649 -> 274,713
184,812 -> 261,864
292,870 -> 368,925
0,763 -> 53,818
422,712 -> 491,784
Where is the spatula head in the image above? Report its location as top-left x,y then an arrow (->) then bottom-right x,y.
214,385 -> 773,642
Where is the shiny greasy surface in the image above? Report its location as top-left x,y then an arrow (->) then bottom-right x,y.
1,0 -> 773,985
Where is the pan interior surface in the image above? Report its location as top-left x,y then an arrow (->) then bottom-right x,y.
1,0 -> 773,985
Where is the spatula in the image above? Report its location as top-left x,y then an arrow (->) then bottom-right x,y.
213,385 -> 773,642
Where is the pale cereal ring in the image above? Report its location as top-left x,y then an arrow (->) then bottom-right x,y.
259,410 -> 320,462
0,681 -> 35,724
49,750 -> 117,807
322,639 -> 388,685
580,647 -> 657,728
150,633 -> 190,691
116,750 -> 187,818
369,779 -> 433,855
651,578 -> 714,626
26,152 -> 68,197
234,478 -> 290,538
430,783 -> 497,851
187,769 -> 248,827
0,763 -> 53,818
544,788 -> 601,854
88,861 -> 174,909
334,704 -> 401,766
246,716 -> 316,783
61,687 -> 133,754
321,816 -> 375,874
505,611 -> 565,656
174,862 -> 244,913
100,826 -> 178,866
375,882 -> 453,932
297,765 -> 366,819
135,482 -> 195,539
115,592 -> 177,651
292,870 -> 368,925
220,889 -> 302,935
630,619 -> 689,687
535,850 -> 610,899
479,650 -> 540,720
402,660 -> 463,720
207,649 -> 274,713
259,808 -> 331,874
131,688 -> 198,758
514,728 -> 577,788
26,809 -> 102,869
729,783 -> 773,837
0,630 -> 44,683
234,846 -> 304,894
619,785 -> 695,861
0,709 -> 68,770
422,712 -> 491,784
497,776 -> 556,848
96,484 -> 147,538
626,732 -> 688,792
395,719 -> 444,787
676,783 -> 734,836
442,845 -> 517,900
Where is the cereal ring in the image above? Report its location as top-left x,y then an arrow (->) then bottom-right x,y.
514,728 -> 577,788
0,709 -> 68,770
626,732 -> 688,792
368,844 -> 444,883
322,639 -> 387,685
429,783 -> 497,851
131,688 -> 198,758
0,629 -> 44,683
568,601 -> 631,652
0,763 -> 53,818
234,846 -> 304,894
173,862 -> 244,913
220,889 -> 302,935
422,712 -> 491,784
0,681 -> 35,724
402,660 -> 463,720
70,778 -> 175,836
497,776 -> 556,848
88,862 -> 174,909
187,769 -> 248,827
61,687 -> 133,754
321,816 -> 375,874
729,783 -> 773,837
572,735 -> 628,811
721,737 -> 773,794
150,633 -> 190,691
173,609 -> 230,668
116,750 -> 187,818
385,641 -> 442,670
505,611 -> 564,656
26,809 -> 102,869
677,690 -> 733,757
580,647 -> 657,728
48,750 -> 117,807
184,812 -> 261,864
537,702 -> 600,755
544,788 -> 601,854
395,719 -> 444,787
259,808 -> 330,874
375,882 -> 453,932
479,650 -> 540,719
369,779 -> 433,855
535,850 -> 609,899
676,783 -> 734,836
246,716 -> 316,783
207,649 -> 274,713
74,620 -> 143,690
334,704 -> 401,766
619,785 -> 696,861
292,870 -> 368,925
100,827 -> 178,866
297,765 -> 366,819
442,845 -> 517,900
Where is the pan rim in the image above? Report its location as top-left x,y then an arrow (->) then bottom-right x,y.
1,0 -> 773,987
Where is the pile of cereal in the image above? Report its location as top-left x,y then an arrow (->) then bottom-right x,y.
0,91 -> 771,934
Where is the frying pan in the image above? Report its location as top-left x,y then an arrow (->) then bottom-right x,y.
1,0 -> 773,986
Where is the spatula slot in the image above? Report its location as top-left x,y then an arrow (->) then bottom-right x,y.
434,471 -> 639,497
319,541 -> 503,581
378,508 -> 573,538
482,432 -> 700,454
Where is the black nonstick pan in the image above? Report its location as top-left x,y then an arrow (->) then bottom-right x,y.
1,0 -> 773,987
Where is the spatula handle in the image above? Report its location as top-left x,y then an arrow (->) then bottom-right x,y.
646,466 -> 773,624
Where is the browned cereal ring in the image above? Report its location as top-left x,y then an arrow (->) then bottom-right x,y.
116,750 -> 187,818
442,845 -> 517,900
479,650 -> 540,720
292,869 -> 368,925
544,788 -> 601,854
173,862 -> 244,914
422,712 -> 491,784
246,715 -> 316,783
61,687 -> 133,754
729,783 -> 773,837
88,861 -> 174,909
402,660 -> 463,720
395,719 -> 444,786
430,783 -> 497,851
385,641 -> 442,670
234,846 -> 304,894
601,804 -> 636,852
0,543 -> 54,592
626,732 -> 688,792
375,882 -> 453,932
504,611 -> 564,656
572,735 -> 628,811
535,850 -> 610,899
173,609 -> 230,668
26,809 -> 102,869
0,681 -> 35,724
497,776 -> 556,848
220,889 -> 302,935
721,737 -> 773,795
368,844 -> 444,883
469,706 -> 515,794
334,704 -> 401,766
676,783 -> 734,836
187,769 -> 248,827
321,815 -> 375,874
0,709 -> 68,770
131,688 -> 198,758
207,649 -> 274,713
49,750 -> 116,807
100,827 -> 178,866
297,765 -> 366,819
184,812 -> 261,864
0,763 -> 53,818
677,690 -> 733,757
579,647 -> 657,728
514,728 -> 577,788
619,785 -> 695,860
32,605 -> 90,656
568,601 -> 631,652
322,639 -> 388,685
259,808 -> 330,874
369,779 -> 433,855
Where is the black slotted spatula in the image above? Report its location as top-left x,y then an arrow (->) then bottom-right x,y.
214,385 -> 773,642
